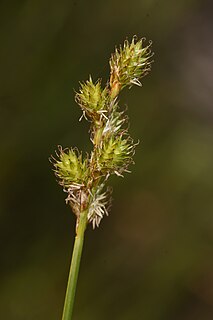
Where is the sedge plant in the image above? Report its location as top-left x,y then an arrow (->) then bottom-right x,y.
50,36 -> 153,320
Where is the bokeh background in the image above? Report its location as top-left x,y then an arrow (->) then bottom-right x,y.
1,0 -> 213,319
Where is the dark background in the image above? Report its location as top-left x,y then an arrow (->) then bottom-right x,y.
0,0 -> 213,319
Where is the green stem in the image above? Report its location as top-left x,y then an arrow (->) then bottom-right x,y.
93,126 -> 103,146
62,209 -> 88,320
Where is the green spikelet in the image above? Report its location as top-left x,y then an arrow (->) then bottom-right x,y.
76,77 -> 108,121
110,36 -> 153,98
52,146 -> 89,187
97,135 -> 135,175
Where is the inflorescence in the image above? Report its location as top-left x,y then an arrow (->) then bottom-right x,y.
51,36 -> 153,229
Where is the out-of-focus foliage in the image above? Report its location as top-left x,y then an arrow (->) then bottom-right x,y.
0,0 -> 213,319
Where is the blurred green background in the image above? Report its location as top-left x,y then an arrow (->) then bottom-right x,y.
1,0 -> 213,319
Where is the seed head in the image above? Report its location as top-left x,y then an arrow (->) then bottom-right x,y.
97,135 -> 136,175
50,36 -> 153,229
52,146 -> 89,188
110,36 -> 153,98
76,77 -> 108,121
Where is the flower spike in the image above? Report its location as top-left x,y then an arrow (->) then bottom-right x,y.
51,36 -> 153,229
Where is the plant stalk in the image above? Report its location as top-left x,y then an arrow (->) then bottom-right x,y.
62,209 -> 88,320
